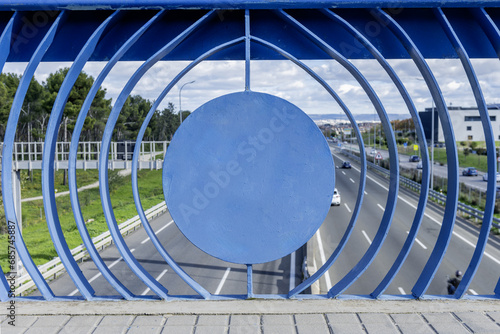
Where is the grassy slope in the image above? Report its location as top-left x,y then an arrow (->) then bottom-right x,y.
0,169 -> 164,269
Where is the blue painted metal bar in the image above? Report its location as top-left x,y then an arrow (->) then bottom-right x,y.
317,9 -> 430,298
99,10 -> 216,300
434,7 -> 496,298
373,9 -> 460,298
247,35 -> 366,298
1,11 -> 68,301
0,11 -> 19,301
245,9 -> 250,91
69,10 -> 165,300
131,36 -> 245,299
247,264 -> 254,298
41,11 -> 121,301
2,1 -> 500,10
471,8 -> 500,58
274,9 -> 400,298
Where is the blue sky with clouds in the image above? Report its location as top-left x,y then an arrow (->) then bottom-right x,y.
5,58 -> 500,120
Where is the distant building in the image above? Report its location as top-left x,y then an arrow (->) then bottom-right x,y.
418,104 -> 500,143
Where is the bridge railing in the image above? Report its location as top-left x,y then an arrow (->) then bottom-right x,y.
0,141 -> 169,170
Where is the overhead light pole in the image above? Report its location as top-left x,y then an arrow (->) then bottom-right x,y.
179,80 -> 195,124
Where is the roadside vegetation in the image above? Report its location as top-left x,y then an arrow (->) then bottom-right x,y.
0,169 -> 164,270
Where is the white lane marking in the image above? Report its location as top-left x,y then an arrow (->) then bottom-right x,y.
362,230 -> 372,245
406,231 -> 428,250
141,220 -> 174,244
69,248 -> 136,296
469,289 -> 478,295
316,229 -> 332,290
333,152 -> 500,267
141,269 -> 168,296
344,203 -> 352,213
349,178 -> 355,183
398,287 -> 406,294
215,267 -> 232,295
364,191 -> 368,195
289,251 -> 296,291
341,171 -> 346,175
340,154 -> 500,267
377,204 -> 385,211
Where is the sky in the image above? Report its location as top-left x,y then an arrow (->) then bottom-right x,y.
4,58 -> 500,121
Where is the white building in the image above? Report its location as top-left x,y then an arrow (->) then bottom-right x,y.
419,104 -> 500,143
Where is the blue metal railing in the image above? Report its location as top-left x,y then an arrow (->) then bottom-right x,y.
2,1 -> 500,301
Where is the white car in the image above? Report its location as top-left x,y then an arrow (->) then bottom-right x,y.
482,172 -> 500,182
331,188 -> 341,206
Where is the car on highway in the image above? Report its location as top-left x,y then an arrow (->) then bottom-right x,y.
331,188 -> 341,206
483,172 -> 500,182
416,162 -> 423,169
409,155 -> 420,162
462,167 -> 478,176
341,161 -> 352,169
370,149 -> 377,156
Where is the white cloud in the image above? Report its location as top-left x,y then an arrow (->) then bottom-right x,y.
4,58 -> 500,118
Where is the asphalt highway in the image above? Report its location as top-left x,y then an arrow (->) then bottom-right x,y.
32,148 -> 500,298
318,150 -> 500,296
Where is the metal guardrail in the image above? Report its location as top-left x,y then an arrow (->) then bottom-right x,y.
339,148 -> 500,229
14,202 -> 168,296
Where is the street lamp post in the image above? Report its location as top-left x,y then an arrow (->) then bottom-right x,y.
179,80 -> 195,124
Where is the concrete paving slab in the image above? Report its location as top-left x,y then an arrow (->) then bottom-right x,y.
427,320 -> 470,334
194,326 -> 228,334
391,313 -> 425,324
165,315 -> 197,326
10,315 -> 37,327
58,326 -> 96,334
131,315 -> 165,326
228,325 -> 260,334
453,312 -> 500,333
294,313 -> 326,325
31,315 -> 69,327
2,326 -> 27,334
396,323 -> 434,334
160,325 -> 193,334
92,325 -> 129,334
363,322 -> 400,334
359,313 -> 395,325
197,315 -> 229,326
422,312 -> 460,323
229,315 -> 260,326
24,327 -> 61,334
325,313 -> 360,324
64,315 -> 102,327
98,315 -> 134,326
261,315 -> 294,326
296,324 -> 330,334
487,311 -> 500,323
126,325 -> 162,334
262,326 -> 296,334
328,323 -> 365,334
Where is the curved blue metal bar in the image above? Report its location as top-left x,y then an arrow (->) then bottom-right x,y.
237,35 -> 365,297
373,9 -> 460,298
274,9 -> 399,298
247,35 -> 367,298
41,11 -> 122,301
317,9 -> 430,298
99,10 -> 216,300
1,11 -> 67,301
131,36 -> 245,299
69,10 -> 166,301
0,11 -> 19,301
471,8 -> 500,59
434,7 -> 497,298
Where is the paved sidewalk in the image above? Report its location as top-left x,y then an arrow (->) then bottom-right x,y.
2,299 -> 500,333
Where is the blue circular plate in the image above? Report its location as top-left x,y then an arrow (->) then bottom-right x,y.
163,91 -> 334,264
